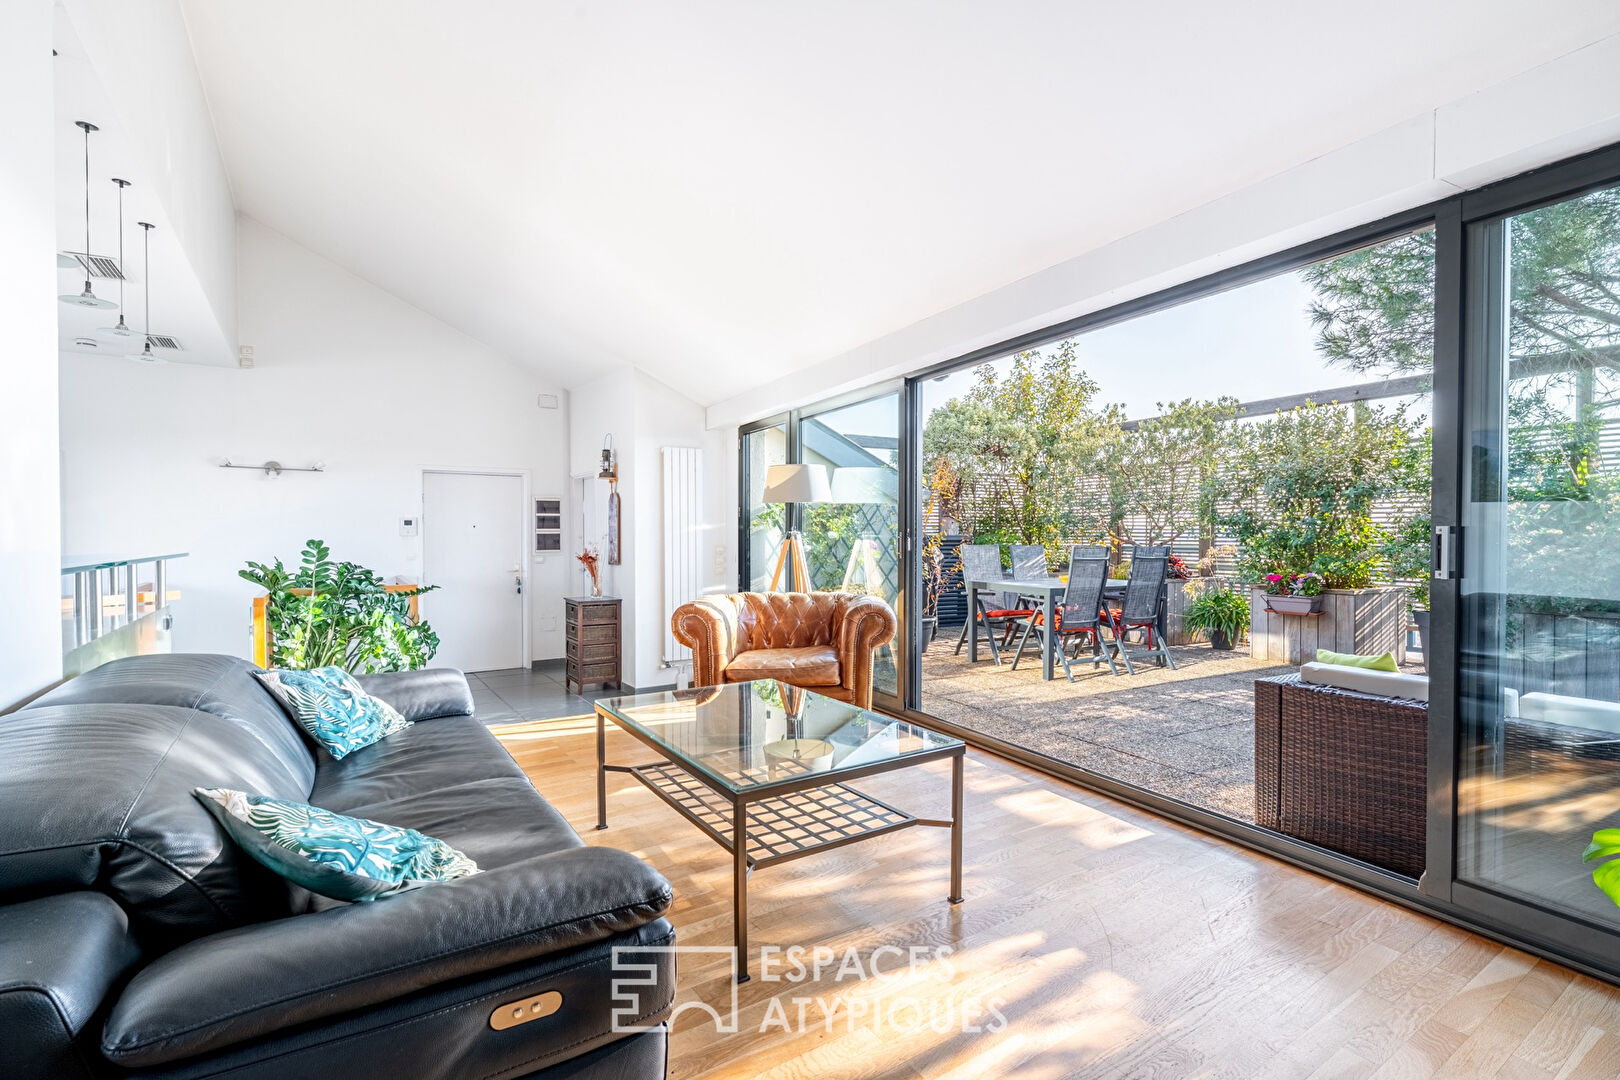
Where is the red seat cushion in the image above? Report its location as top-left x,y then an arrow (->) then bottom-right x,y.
983,608 -> 1035,619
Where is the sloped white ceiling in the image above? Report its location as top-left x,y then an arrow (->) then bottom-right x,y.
180,1 -> 1620,405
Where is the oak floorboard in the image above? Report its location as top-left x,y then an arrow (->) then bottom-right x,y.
496,718 -> 1620,1079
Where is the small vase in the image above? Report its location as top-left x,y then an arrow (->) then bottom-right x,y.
590,578 -> 603,598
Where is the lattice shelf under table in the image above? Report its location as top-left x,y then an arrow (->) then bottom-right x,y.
628,760 -> 918,869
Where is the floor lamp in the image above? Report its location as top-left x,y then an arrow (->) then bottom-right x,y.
762,463 -> 831,592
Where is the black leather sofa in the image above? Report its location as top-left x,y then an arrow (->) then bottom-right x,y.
0,653 -> 675,1079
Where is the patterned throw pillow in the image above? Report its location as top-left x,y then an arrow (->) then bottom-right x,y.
255,666 -> 411,759
194,788 -> 478,902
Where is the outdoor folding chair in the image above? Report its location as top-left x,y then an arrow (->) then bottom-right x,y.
1011,546 -> 1121,680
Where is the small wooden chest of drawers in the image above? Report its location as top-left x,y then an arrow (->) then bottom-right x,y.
564,596 -> 621,694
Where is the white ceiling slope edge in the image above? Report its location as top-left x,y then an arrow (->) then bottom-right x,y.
55,0 -> 237,367
177,1 -> 1620,406
710,31 -> 1620,428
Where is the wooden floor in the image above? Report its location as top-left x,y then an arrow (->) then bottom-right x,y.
497,717 -> 1620,1080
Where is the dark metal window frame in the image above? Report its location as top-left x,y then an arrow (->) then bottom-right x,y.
738,139 -> 1620,985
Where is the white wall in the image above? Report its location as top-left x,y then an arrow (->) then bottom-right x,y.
707,34 -> 1620,428
0,0 -> 63,709
59,218 -> 572,666
569,368 -> 736,688
60,0 -> 236,348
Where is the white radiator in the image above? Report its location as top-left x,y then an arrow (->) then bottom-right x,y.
661,446 -> 703,666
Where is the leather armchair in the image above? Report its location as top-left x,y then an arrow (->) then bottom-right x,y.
670,592 -> 897,708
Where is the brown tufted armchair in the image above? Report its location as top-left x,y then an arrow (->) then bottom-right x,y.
670,592 -> 898,709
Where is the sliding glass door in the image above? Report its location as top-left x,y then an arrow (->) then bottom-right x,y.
1453,172 -> 1620,962
740,419 -> 789,591
799,393 -> 902,700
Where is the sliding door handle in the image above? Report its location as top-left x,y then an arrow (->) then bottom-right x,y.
1433,525 -> 1461,580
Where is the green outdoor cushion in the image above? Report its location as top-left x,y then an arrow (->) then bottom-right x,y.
1315,648 -> 1399,672
194,788 -> 478,902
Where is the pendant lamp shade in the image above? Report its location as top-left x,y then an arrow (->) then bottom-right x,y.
762,463 -> 832,505
59,121 -> 117,310
101,179 -> 134,336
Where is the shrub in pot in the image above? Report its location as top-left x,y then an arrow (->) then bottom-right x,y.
1181,584 -> 1250,650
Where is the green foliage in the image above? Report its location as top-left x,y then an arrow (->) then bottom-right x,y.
1380,511 -> 1431,610
1107,397 -> 1240,549
1303,230 -> 1437,376
1180,583 -> 1251,643
240,539 -> 439,672
1222,402 -> 1424,588
921,342 -> 1118,569
1584,828 -> 1620,910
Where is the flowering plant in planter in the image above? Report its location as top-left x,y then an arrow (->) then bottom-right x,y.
1264,572 -> 1288,596
1292,572 -> 1326,597
1166,554 -> 1192,580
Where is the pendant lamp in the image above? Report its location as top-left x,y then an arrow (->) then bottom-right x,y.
126,222 -> 163,364
101,179 -> 135,336
59,121 -> 117,310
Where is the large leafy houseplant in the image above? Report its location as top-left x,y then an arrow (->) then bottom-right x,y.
241,539 -> 439,672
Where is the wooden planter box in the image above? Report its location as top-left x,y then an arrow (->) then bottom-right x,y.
1248,585 -> 1407,666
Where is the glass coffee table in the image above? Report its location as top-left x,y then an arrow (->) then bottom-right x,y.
594,680 -> 965,981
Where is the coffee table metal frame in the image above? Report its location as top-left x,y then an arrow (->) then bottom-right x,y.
594,694 -> 965,982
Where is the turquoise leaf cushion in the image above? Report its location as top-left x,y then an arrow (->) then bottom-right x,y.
255,666 -> 411,759
194,788 -> 479,902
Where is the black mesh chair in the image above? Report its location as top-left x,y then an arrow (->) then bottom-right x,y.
1107,552 -> 1174,673
1009,543 -> 1048,610
953,544 -> 1034,664
1012,546 -> 1120,679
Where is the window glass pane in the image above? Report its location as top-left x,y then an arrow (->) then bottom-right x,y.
918,229 -> 1434,840
743,424 -> 788,592
800,394 -> 901,697
1459,182 -> 1620,924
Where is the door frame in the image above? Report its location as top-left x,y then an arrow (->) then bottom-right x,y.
419,465 -> 533,672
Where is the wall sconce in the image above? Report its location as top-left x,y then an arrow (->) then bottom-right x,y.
598,435 -> 617,480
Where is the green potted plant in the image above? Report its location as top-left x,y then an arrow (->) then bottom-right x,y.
1181,584 -> 1250,650
241,539 -> 439,672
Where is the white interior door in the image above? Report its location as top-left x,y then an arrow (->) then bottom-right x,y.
422,471 -> 526,673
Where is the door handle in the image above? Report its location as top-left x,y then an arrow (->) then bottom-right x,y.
514,568 -> 524,595
1433,525 -> 1461,580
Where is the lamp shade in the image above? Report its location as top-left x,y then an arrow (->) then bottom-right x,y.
830,466 -> 897,505
762,463 -> 832,504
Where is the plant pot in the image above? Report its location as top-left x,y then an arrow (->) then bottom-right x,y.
1267,594 -> 1323,615
1208,628 -> 1235,651
1413,608 -> 1430,672
920,616 -> 938,649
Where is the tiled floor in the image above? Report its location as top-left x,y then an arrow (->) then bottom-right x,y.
465,662 -> 623,726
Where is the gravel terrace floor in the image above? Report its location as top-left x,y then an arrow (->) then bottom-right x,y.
920,630 -> 1294,820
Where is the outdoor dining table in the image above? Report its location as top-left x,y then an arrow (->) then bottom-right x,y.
965,574 -> 1168,680
964,574 -> 1068,680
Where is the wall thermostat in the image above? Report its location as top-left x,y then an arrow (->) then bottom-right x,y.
399,516 -> 418,537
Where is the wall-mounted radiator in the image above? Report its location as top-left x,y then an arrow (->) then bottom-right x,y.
661,446 -> 703,666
